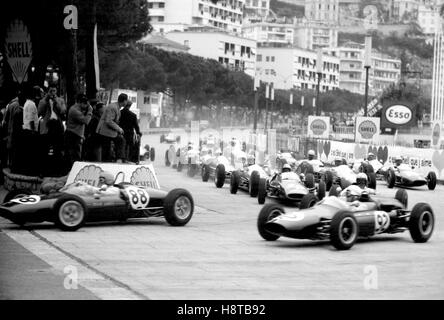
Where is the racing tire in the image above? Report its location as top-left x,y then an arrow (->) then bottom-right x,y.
230,170 -> 240,194
324,170 -> 333,191
258,178 -> 267,204
395,189 -> 408,209
177,162 -> 183,172
163,188 -> 194,226
317,180 -> 326,201
257,204 -> 284,241
409,203 -> 434,243
187,164 -> 197,178
387,169 -> 396,188
150,148 -> 155,162
53,195 -> 88,231
360,163 -> 374,174
304,173 -> 315,189
330,211 -> 359,250
299,161 -> 314,175
202,165 -> 210,182
299,193 -> 318,209
215,164 -> 226,188
249,171 -> 260,197
427,171 -> 437,190
367,172 -> 377,190
165,150 -> 170,167
160,134 -> 165,143
4,189 -> 32,203
329,184 -> 341,197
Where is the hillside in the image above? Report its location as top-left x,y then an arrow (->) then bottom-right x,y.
269,0 -> 305,19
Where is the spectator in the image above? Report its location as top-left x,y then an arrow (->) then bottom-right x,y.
64,93 -> 93,168
21,85 -> 40,175
120,100 -> 141,163
84,101 -> 104,161
96,93 -> 127,163
9,90 -> 26,174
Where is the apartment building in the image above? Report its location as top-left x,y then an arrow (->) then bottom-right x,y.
304,0 -> 339,25
256,44 -> 340,91
242,20 -> 295,45
417,3 -> 441,35
294,20 -> 338,50
244,0 -> 270,20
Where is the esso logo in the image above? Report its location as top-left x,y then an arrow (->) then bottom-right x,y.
385,105 -> 412,125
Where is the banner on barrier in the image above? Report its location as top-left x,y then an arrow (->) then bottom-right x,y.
66,162 -> 160,189
355,117 -> 380,143
307,116 -> 330,139
431,121 -> 441,147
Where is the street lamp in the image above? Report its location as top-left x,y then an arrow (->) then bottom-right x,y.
316,48 -> 323,116
265,83 -> 270,130
253,75 -> 260,131
364,35 -> 372,117
270,85 -> 275,129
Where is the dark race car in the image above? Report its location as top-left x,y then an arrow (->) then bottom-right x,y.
257,171 -> 326,208
324,164 -> 377,191
385,164 -> 437,190
0,183 -> 194,231
230,164 -> 271,197
201,155 -> 236,188
257,189 -> 434,250
160,132 -> 181,144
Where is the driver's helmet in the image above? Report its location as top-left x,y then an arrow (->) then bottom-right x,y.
144,144 -> 150,151
99,171 -> 114,186
356,172 -> 368,189
367,152 -> 375,161
394,156 -> 402,166
308,149 -> 315,160
247,154 -> 255,165
282,164 -> 292,173
230,137 -> 236,147
334,157 -> 343,167
187,142 -> 193,150
345,185 -> 362,202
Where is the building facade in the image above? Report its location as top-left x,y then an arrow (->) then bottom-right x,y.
304,0 -> 339,25
324,41 -> 401,96
294,20 -> 339,50
244,0 -> 270,21
417,3 -> 441,35
242,20 -> 295,45
147,0 -> 245,34
256,45 -> 340,91
164,27 -> 257,77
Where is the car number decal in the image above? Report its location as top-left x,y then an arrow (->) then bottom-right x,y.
374,211 -> 390,234
11,195 -> 41,205
125,186 -> 150,210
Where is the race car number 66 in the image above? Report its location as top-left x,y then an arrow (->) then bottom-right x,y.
125,186 -> 150,210
11,195 -> 41,205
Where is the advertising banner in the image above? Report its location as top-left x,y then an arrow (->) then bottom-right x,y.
307,116 -> 330,139
66,162 -> 160,189
431,121 -> 441,147
355,117 -> 380,143
4,20 -> 32,84
381,101 -> 416,128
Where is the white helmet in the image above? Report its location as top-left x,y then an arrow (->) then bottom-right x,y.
308,150 -> 315,156
282,164 -> 292,173
356,172 -> 368,187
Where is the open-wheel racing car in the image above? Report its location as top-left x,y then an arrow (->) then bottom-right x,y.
324,163 -> 377,193
385,163 -> 437,190
257,188 -> 434,250
201,153 -> 236,188
257,170 -> 326,208
160,131 -> 181,144
0,182 -> 194,231
230,163 -> 271,197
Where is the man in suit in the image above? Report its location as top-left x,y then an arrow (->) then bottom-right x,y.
96,93 -> 127,162
120,100 -> 142,163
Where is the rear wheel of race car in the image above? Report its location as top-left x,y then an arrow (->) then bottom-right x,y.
395,189 -> 408,209
409,203 -> 434,243
53,195 -> 87,231
317,180 -> 326,200
160,134 -> 165,143
230,170 -> 240,194
304,173 -> 315,188
177,162 -> 183,172
249,171 -> 260,197
330,211 -> 359,250
165,150 -> 170,167
427,171 -> 437,190
329,184 -> 341,197
360,163 -> 374,174
299,193 -> 318,209
367,172 -> 377,190
299,162 -> 314,175
215,164 -> 226,188
4,189 -> 32,203
324,170 -> 333,191
163,189 -> 194,226
257,204 -> 284,241
202,165 -> 210,182
258,178 -> 267,204
387,169 -> 395,188
150,148 -> 155,162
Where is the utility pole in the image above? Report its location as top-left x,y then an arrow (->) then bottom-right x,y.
364,35 -> 372,116
270,85 -> 275,129
253,75 -> 259,132
264,83 -> 269,130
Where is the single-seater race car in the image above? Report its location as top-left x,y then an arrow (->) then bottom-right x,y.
325,163 -> 377,191
201,152 -> 237,188
160,131 -> 181,144
257,188 -> 434,250
385,163 -> 437,190
257,170 -> 326,208
230,162 -> 271,197
275,151 -> 298,171
0,182 -> 194,231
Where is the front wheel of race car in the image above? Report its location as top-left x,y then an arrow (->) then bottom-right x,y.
330,211 -> 359,250
367,172 -> 377,190
427,171 -> 437,190
53,195 -> 88,231
165,150 -> 170,167
249,171 -> 260,197
215,164 -> 226,188
163,189 -> 194,226
230,170 -> 240,194
4,189 -> 32,203
258,178 -> 267,204
409,203 -> 434,243
150,148 -> 155,162
317,180 -> 326,200
324,170 -> 333,191
304,173 -> 315,189
299,193 -> 318,209
187,164 -> 197,178
387,169 -> 395,188
395,189 -> 408,209
202,165 -> 210,182
257,204 -> 284,241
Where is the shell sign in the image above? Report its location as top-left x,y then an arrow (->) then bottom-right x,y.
381,102 -> 416,128
355,117 -> 380,143
4,20 -> 32,84
308,116 -> 330,139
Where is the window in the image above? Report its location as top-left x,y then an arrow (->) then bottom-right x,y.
262,1 -> 267,8
271,56 -> 275,62
158,16 -> 164,22
257,54 -> 262,62
159,28 -> 164,33
158,2 -> 165,8
219,57 -> 224,63
266,56 -> 269,62
184,40 -> 189,46
148,3 -> 153,8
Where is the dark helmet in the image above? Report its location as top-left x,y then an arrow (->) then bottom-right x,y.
356,172 -> 367,188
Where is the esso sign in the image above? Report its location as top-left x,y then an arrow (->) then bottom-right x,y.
385,105 -> 412,125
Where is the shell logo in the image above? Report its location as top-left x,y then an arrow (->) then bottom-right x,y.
74,165 -> 103,186
385,105 -> 412,125
310,119 -> 327,135
130,167 -> 158,189
358,120 -> 377,139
